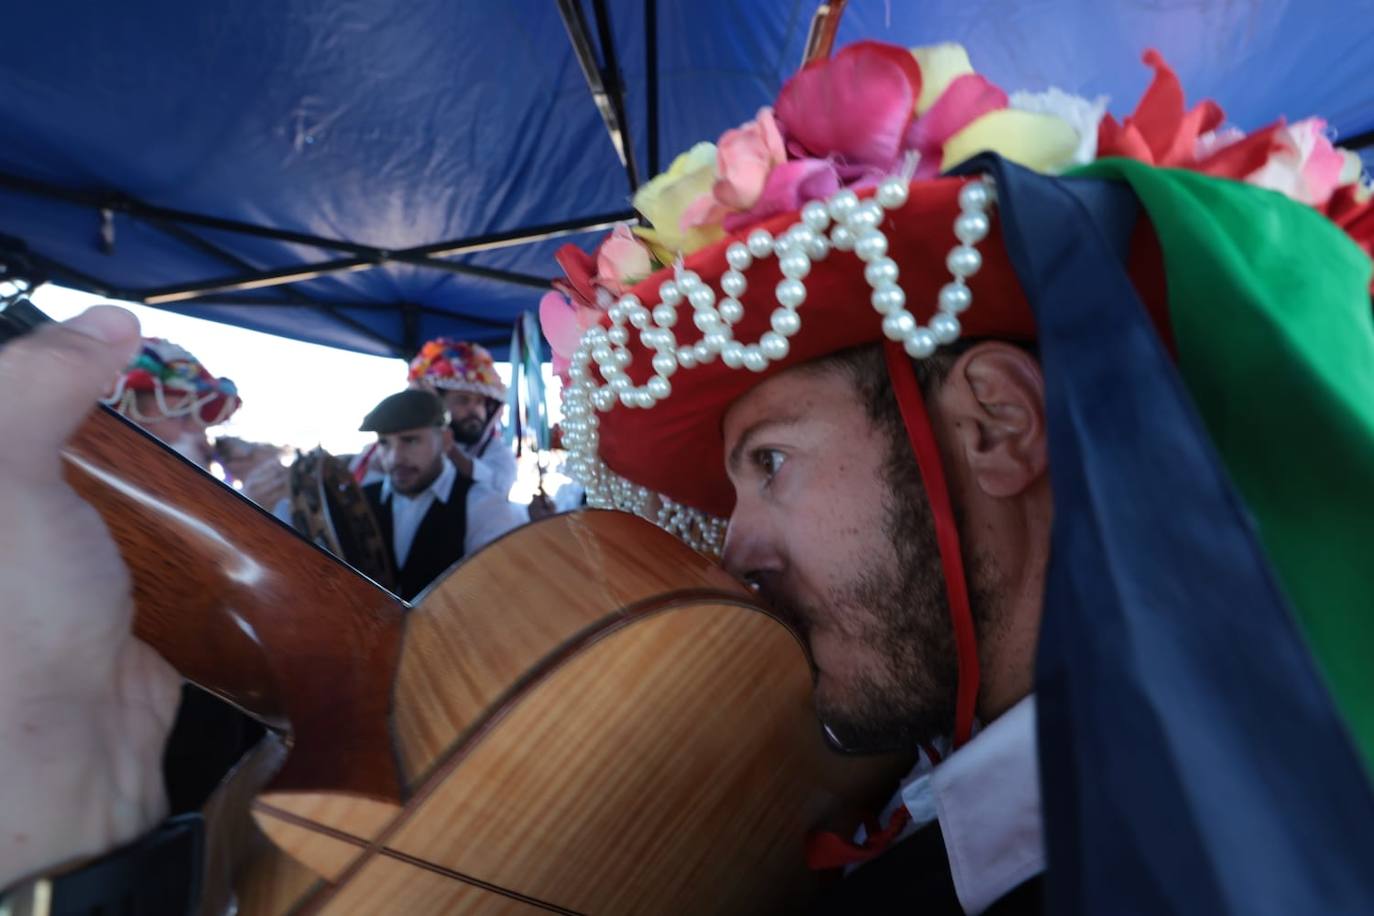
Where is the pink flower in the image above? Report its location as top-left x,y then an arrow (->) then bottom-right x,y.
680,108 -> 789,234
596,224 -> 653,294
774,40 -> 922,172
1244,118 -> 1348,207
541,225 -> 658,379
713,107 -> 787,210
722,158 -> 842,231
539,290 -> 604,379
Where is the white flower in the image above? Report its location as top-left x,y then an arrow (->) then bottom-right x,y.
1010,88 -> 1110,167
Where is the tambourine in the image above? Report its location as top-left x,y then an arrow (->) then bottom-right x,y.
287,448 -> 395,592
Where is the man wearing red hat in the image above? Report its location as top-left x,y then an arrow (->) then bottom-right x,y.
3,39 -> 1374,916
539,39 -> 1374,915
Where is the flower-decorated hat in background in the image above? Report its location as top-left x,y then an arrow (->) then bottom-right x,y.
102,336 -> 241,426
407,337 -> 508,401
539,38 -> 1374,913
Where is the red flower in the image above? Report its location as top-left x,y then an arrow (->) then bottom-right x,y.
1097,50 -> 1224,167
551,242 -> 600,310
1098,50 -> 1301,186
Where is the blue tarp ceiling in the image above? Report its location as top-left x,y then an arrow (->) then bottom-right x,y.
3,1 -> 1372,358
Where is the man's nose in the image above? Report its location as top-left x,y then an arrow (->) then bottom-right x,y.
721,513 -> 785,592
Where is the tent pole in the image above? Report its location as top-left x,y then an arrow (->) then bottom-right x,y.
556,0 -> 640,193
590,0 -> 641,190
645,0 -> 660,176
0,168 -> 632,265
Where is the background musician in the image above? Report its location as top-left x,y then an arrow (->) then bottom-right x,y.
350,338 -> 518,496
359,388 -> 525,602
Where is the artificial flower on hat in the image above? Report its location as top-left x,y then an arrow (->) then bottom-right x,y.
102,336 -> 241,426
540,224 -> 662,378
407,338 -> 507,400
539,35 -> 1374,914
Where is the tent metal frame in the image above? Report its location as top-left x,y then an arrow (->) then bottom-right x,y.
12,0 -> 1356,352
0,0 -> 654,355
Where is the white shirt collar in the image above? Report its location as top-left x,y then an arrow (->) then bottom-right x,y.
861,696 -> 1042,914
930,695 -> 1043,914
379,455 -> 457,505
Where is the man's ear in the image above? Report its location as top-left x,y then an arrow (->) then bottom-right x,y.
440,426 -> 455,449
938,342 -> 1047,499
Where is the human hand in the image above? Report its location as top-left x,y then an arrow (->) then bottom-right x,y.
214,437 -> 287,484
527,490 -> 557,521
239,457 -> 291,508
446,443 -> 476,480
0,307 -> 181,888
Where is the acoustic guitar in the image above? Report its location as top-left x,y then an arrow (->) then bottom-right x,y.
5,301 -> 907,913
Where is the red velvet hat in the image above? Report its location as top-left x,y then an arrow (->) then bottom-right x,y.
541,40 -> 1374,752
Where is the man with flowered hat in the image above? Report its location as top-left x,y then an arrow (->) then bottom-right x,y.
352,337 -> 519,498
540,40 -> 1374,914
2,39 -> 1374,916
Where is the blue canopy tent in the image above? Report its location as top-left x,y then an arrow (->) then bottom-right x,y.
2,0 -> 1372,359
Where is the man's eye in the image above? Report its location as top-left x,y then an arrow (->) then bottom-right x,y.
753,448 -> 786,480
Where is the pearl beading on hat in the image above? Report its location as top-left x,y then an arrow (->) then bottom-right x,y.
558,175 -> 997,556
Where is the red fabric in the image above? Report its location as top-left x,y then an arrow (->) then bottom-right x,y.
597,178 -> 1040,518
552,242 -> 600,308
1191,123 -> 1287,180
805,805 -> 913,871
1325,183 -> 1374,264
352,441 -> 378,484
884,341 -> 979,748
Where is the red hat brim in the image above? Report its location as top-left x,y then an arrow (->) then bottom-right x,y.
595,176 -> 1171,518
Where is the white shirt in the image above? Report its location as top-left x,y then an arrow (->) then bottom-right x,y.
854,696 -> 1044,915
378,456 -> 525,566
459,425 -> 519,498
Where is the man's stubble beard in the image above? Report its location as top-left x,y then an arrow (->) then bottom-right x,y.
805,434 -> 1003,753
392,453 -> 446,497
451,416 -> 485,447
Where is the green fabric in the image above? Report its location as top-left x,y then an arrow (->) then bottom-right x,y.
1075,159 -> 1374,766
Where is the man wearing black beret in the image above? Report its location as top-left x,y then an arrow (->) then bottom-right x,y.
359,388 -> 525,601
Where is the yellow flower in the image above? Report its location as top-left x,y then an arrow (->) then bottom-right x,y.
911,43 -> 974,115
942,109 -> 1081,174
632,142 -> 726,256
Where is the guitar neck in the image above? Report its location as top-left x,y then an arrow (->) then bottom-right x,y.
2,298 -> 409,801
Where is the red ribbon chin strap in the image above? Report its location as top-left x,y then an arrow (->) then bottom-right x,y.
882,341 -> 980,748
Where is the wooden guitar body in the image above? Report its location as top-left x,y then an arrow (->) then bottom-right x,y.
61,405 -> 905,915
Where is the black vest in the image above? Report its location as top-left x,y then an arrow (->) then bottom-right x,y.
364,476 -> 473,602
808,820 -> 1044,915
